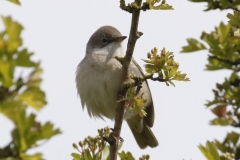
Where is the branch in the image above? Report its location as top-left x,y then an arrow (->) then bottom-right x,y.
109,0 -> 142,159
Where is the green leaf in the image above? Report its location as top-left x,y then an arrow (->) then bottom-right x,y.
38,122 -> 61,139
10,109 -> 60,152
7,0 -> 21,5
118,151 -> 135,160
214,140 -> 228,153
227,11 -> 240,27
71,153 -> 81,160
205,99 -> 222,107
181,38 -> 207,52
210,118 -> 233,126
0,59 -> 14,87
19,87 -> 47,110
126,87 -> 147,118
171,73 -> 190,81
0,99 -> 27,121
227,132 -> 240,146
198,141 -> 220,160
206,141 -> 220,160
11,111 -> 36,151
144,64 -> 155,74
216,22 -> 231,43
2,16 -> 23,52
16,49 -> 36,67
143,47 -> 190,86
84,149 -> 93,160
134,97 -> 147,118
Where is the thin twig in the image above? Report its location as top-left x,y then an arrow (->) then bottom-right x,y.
109,0 -> 142,160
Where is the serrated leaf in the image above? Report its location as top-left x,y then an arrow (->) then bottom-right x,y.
39,122 -> 61,139
134,97 -> 147,118
143,47 -> 190,86
227,11 -> 240,27
19,87 -> 47,110
11,112 -> 36,151
16,49 -> 36,67
181,38 -> 207,52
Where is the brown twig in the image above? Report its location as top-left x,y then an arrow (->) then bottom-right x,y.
109,0 -> 142,159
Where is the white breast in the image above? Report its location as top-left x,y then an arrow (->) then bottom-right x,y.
76,43 -> 124,119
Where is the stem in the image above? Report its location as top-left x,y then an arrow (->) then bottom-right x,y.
109,0 -> 142,159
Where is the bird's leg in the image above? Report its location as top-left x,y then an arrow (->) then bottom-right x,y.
103,130 -> 124,145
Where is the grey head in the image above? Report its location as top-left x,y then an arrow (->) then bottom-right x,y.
86,26 -> 127,54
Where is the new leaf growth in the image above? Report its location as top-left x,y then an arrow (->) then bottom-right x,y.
143,47 -> 190,86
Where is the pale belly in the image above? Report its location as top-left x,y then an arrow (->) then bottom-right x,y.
76,55 -> 123,120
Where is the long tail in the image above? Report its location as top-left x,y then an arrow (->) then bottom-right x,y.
127,119 -> 158,149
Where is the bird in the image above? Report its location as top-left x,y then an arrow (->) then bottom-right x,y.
76,26 -> 158,149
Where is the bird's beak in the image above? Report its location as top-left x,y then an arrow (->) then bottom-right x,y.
114,36 -> 127,42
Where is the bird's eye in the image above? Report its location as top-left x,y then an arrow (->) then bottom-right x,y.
101,38 -> 108,44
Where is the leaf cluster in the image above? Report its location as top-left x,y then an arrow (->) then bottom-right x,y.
72,127 -> 150,160
118,48 -> 189,118
189,0 -> 240,11
143,47 -> 190,86
182,21 -> 240,72
0,16 -> 61,160
123,85 -> 147,118
72,127 -> 112,160
206,73 -> 240,127
182,7 -> 240,160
